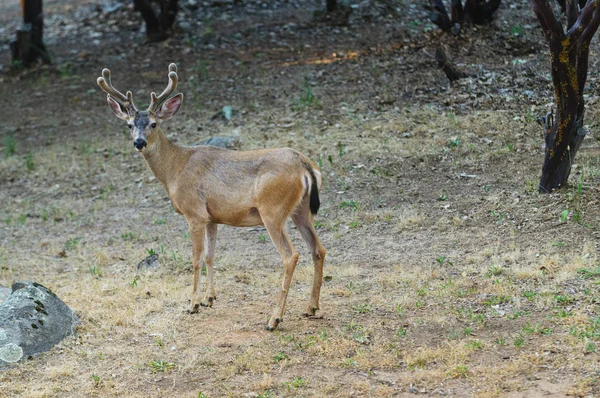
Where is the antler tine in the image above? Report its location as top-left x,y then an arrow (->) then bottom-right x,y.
148,63 -> 179,112
97,68 -> 137,112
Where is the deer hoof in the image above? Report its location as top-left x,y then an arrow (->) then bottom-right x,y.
201,296 -> 215,307
303,305 -> 319,317
189,303 -> 200,314
266,317 -> 281,331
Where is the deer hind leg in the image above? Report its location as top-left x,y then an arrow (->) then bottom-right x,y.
292,203 -> 326,317
188,220 -> 206,314
263,217 -> 299,331
201,223 -> 218,307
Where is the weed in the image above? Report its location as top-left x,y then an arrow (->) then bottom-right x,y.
65,237 -> 82,251
513,335 -> 525,348
437,193 -> 448,201
149,360 -> 176,373
257,391 -> 274,398
4,134 -> 16,158
129,275 -> 140,287
569,317 -> 600,340
352,303 -> 372,314
298,77 -> 317,107
483,295 -> 511,306
447,138 -> 461,148
523,291 -> 537,300
585,341 -> 597,353
396,304 -> 404,316
486,265 -> 503,277
435,256 -> 446,265
88,264 -> 102,278
153,218 -> 167,225
447,365 -> 469,378
495,338 -> 506,346
578,267 -> 600,279
510,25 -> 525,36
146,248 -> 157,256
340,357 -> 357,367
317,329 -> 328,341
464,327 -> 473,336
397,326 -> 408,337
554,294 -> 575,306
284,376 -> 306,391
273,352 -> 289,363
560,209 -> 569,222
258,233 -> 267,243
25,153 -> 35,171
121,232 -> 135,241
349,220 -> 360,229
339,200 -> 360,211
91,374 -> 100,387
343,321 -> 371,344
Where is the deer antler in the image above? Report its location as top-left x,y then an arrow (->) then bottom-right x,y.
97,68 -> 138,113
148,63 -> 178,112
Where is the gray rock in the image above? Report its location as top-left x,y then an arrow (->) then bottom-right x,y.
0,281 -> 79,365
196,136 -> 241,149
0,287 -> 10,304
137,254 -> 159,272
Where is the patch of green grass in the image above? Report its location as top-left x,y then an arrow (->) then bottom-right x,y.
91,374 -> 100,387
486,265 -> 503,277
523,291 -> 537,300
352,303 -> 372,314
569,317 -> 600,340
339,200 -> 360,211
284,376 -> 306,391
578,267 -> 600,279
258,233 -> 267,243
88,264 -> 102,278
482,295 -> 511,306
466,340 -> 483,350
513,335 -> 525,348
25,153 -> 35,171
65,237 -> 82,251
273,351 -> 289,363
343,320 -> 371,344
149,360 -> 176,373
121,232 -> 136,241
4,134 -> 16,158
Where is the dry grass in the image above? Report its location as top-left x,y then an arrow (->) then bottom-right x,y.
1,0 -> 600,396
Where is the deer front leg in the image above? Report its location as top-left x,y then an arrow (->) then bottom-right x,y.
263,221 -> 299,331
188,220 -> 206,314
201,223 -> 218,307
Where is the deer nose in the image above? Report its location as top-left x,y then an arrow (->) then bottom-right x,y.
133,138 -> 147,150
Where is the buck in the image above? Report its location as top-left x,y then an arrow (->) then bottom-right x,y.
97,63 -> 326,330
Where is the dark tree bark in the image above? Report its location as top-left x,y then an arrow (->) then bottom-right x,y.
531,0 -> 600,192
428,0 -> 501,34
10,0 -> 51,66
327,0 -> 337,12
555,0 -> 587,13
133,0 -> 179,42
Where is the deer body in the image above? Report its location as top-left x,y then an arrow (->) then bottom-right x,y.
98,64 -> 325,330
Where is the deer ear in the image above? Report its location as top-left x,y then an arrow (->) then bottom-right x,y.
157,94 -> 183,120
107,96 -> 129,120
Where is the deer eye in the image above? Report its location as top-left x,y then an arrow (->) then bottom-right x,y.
127,124 -> 133,129
151,122 -> 157,129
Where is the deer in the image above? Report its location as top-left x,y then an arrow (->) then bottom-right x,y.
97,63 -> 326,331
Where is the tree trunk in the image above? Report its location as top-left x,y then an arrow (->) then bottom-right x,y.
11,0 -> 50,66
133,0 -> 179,42
531,0 -> 600,192
326,0 -> 337,13
429,0 -> 500,33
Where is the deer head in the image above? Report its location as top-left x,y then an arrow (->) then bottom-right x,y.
97,63 -> 183,151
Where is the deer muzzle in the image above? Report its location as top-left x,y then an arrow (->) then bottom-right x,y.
133,138 -> 147,151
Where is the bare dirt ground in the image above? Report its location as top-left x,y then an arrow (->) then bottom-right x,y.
0,0 -> 599,396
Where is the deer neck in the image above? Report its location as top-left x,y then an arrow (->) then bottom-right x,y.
141,129 -> 188,192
